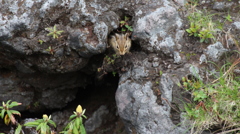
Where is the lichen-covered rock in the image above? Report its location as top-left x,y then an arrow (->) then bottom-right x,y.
116,65 -> 188,134
132,0 -> 183,57
206,42 -> 228,62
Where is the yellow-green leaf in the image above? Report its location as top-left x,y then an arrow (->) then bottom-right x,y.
4,114 -> 10,125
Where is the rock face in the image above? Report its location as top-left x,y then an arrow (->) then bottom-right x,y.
0,0 -> 239,133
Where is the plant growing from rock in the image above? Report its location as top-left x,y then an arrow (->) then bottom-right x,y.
38,39 -> 44,45
24,114 -> 56,134
104,54 -> 119,65
46,46 -> 55,55
61,105 -> 87,134
0,100 -> 22,125
45,25 -> 64,39
180,59 -> 240,134
42,25 -> 65,55
120,16 -> 133,32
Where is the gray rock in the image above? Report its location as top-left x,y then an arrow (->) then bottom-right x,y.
206,42 -> 228,62
132,0 -> 182,57
213,2 -> 234,11
199,54 -> 207,64
85,105 -> 109,132
39,88 -> 78,109
116,79 -> 187,134
52,110 -> 73,132
115,56 -> 189,134
174,51 -> 182,64
0,70 -> 34,111
232,22 -> 240,30
189,65 -> 201,80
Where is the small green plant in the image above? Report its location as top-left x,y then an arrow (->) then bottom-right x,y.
112,71 -> 117,77
24,114 -> 56,134
105,55 -> 114,64
187,53 -> 196,60
198,29 -> 215,43
38,39 -> 44,45
186,10 -> 220,43
159,71 -> 163,76
0,100 -> 22,125
104,54 -> 119,65
120,16 -> 133,32
225,13 -> 233,22
45,25 -> 64,39
61,105 -> 87,134
46,46 -> 54,55
33,102 -> 40,108
186,22 -> 201,37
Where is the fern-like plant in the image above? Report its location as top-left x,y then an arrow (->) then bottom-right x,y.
45,25 -> 64,39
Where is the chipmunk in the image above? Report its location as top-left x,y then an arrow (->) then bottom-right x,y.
109,33 -> 131,55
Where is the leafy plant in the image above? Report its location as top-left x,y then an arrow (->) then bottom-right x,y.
186,22 -> 200,37
0,100 -> 22,125
120,16 -> 133,32
45,25 -> 64,39
186,10 -> 220,43
198,29 -> 215,43
15,124 -> 23,134
61,105 -> 87,134
104,54 -> 119,65
38,39 -> 44,45
225,14 -> 233,22
181,52 -> 196,60
24,114 -> 56,134
112,71 -> 117,77
46,46 -> 54,55
159,71 -> 163,76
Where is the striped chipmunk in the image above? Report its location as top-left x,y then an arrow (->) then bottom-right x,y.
109,33 -> 131,55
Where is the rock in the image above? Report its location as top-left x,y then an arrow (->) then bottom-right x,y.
132,0 -> 183,57
52,110 -> 73,132
115,57 -> 188,134
0,70 -> 34,111
189,65 -> 201,80
206,42 -> 228,62
232,22 -> 240,30
174,51 -> 182,64
199,54 -> 207,64
85,105 -> 109,132
213,2 -> 234,11
116,79 -> 187,134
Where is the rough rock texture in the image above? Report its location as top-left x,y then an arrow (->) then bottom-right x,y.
84,105 -> 109,132
1,0 -> 240,133
206,42 -> 228,62
115,54 -> 190,134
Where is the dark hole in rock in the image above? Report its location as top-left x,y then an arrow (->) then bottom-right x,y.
131,40 -> 142,53
0,69 -> 126,134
